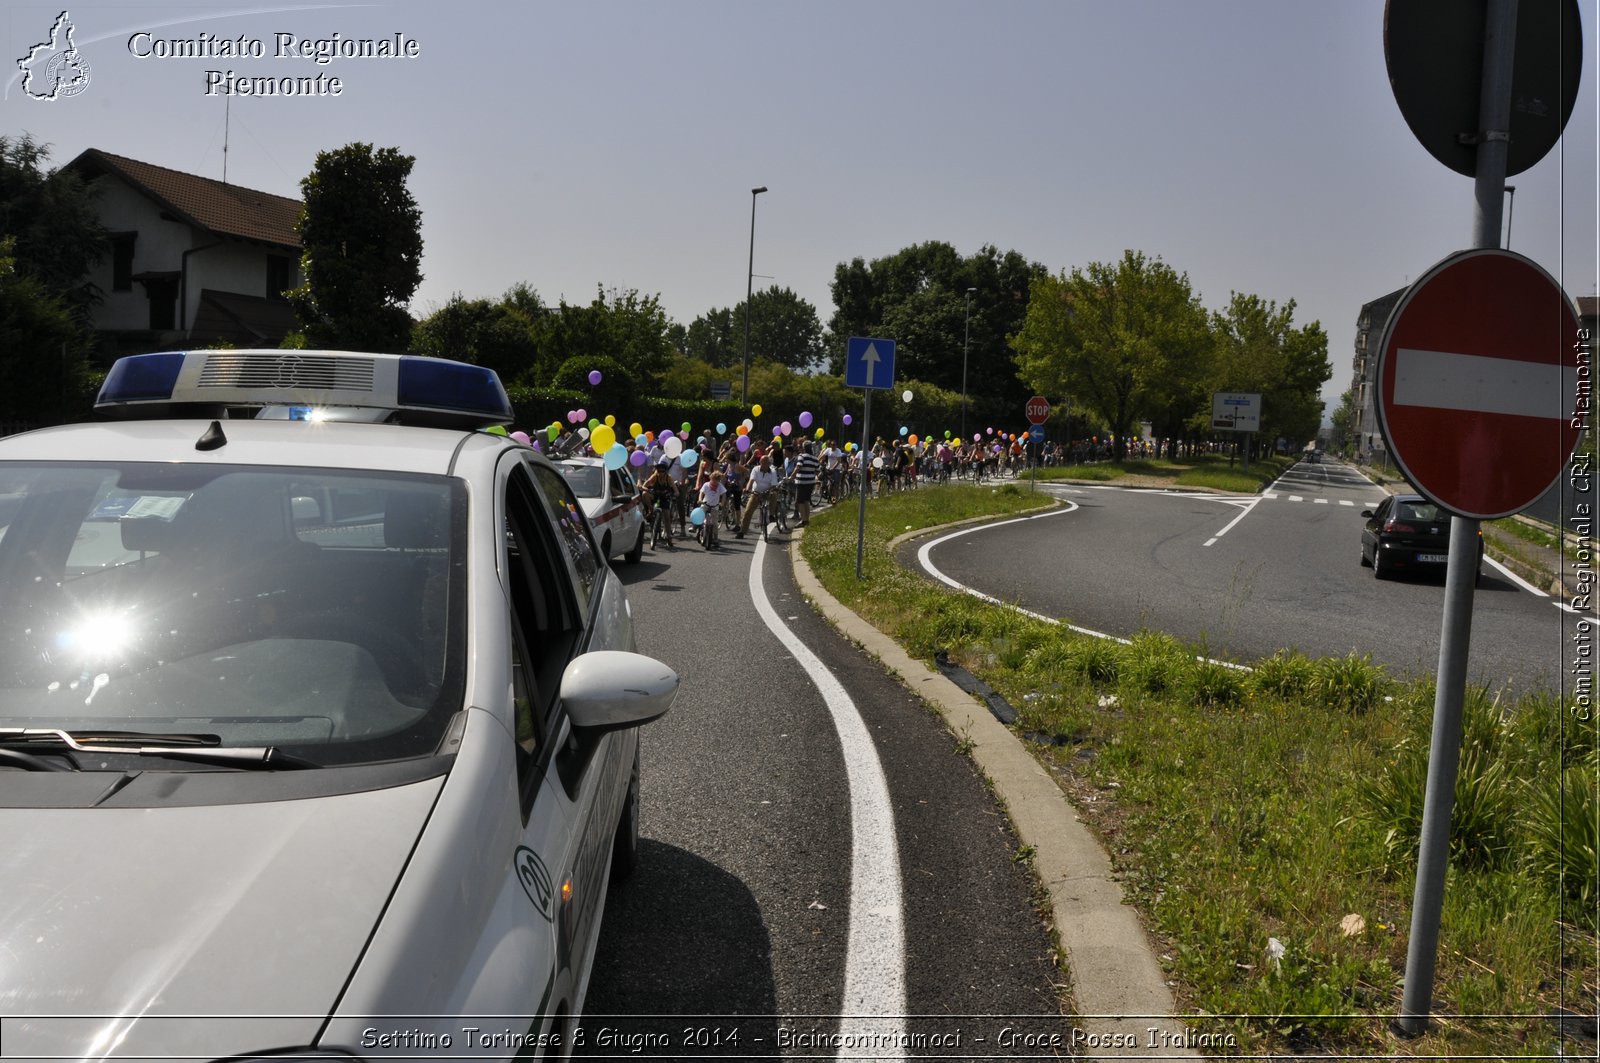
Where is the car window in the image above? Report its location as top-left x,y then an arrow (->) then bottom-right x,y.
0,462 -> 466,765
528,463 -> 598,614
556,463 -> 604,498
1396,500 -> 1445,523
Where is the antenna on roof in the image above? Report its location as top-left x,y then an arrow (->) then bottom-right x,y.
222,95 -> 230,185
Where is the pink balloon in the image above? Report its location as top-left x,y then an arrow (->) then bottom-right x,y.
576,409 -> 587,422
510,431 -> 531,445
973,433 -> 981,442
781,421 -> 792,436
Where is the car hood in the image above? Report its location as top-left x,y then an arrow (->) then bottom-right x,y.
0,777 -> 443,1059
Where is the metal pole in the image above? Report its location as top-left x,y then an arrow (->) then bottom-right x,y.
742,186 -> 767,405
1393,0 -> 1515,1039
855,390 -> 872,579
961,287 -> 975,440
1504,185 -> 1516,248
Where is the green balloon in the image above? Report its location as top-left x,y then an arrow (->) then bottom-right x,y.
547,425 -> 559,441
681,421 -> 692,434
589,418 -> 600,429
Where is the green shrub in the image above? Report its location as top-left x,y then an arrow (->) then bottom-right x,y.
1310,653 -> 1387,713
1064,637 -> 1122,685
1523,751 -> 1600,925
1120,631 -> 1191,695
1250,649 -> 1317,699
1188,659 -> 1246,708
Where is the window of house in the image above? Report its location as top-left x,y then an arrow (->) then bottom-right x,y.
111,235 -> 136,292
266,255 -> 292,301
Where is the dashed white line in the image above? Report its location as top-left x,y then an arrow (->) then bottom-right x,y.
1289,495 -> 1304,502
747,538 -> 905,1040
1314,498 -> 1329,505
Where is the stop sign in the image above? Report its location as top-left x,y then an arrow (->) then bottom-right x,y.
1376,248 -> 1584,519
1025,396 -> 1050,425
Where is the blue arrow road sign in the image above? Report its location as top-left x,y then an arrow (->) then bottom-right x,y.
845,336 -> 896,390
1029,423 -> 1046,443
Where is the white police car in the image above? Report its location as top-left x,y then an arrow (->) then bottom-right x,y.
553,456 -> 647,565
0,349 -> 677,1060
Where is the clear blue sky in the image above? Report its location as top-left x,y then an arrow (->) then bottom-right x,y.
6,0 -> 1596,418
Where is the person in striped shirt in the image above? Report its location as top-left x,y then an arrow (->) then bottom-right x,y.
791,441 -> 821,526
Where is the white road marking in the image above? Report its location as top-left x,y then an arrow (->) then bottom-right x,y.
1339,500 -> 1354,506
1314,498 -> 1329,505
1205,495 -> 1264,547
1485,555 -> 1548,597
1394,347 -> 1579,418
747,539 -> 905,1041
915,505 -> 1251,671
1289,495 -> 1304,502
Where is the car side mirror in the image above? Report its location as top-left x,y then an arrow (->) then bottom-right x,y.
1360,510 -> 1374,518
561,650 -> 677,733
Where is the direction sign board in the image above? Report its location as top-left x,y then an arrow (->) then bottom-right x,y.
1029,423 -> 1047,444
1211,392 -> 1261,432
1025,396 -> 1050,424
845,336 -> 896,390
1376,247 -> 1583,520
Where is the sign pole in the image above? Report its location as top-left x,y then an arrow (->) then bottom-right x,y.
1394,0 -> 1515,1038
855,388 -> 872,579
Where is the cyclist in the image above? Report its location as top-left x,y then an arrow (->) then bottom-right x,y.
697,469 -> 728,549
641,459 -> 678,549
737,452 -> 782,539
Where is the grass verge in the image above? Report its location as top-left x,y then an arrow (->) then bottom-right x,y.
801,485 -> 1599,1057
1025,453 -> 1293,494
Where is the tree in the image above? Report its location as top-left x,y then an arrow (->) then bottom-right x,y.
682,306 -> 737,368
1329,388 -> 1357,454
0,236 -> 91,422
1010,250 -> 1211,461
289,143 -> 422,351
411,287 -> 541,384
685,287 -> 825,373
532,287 -> 674,391
1208,293 -> 1331,450
0,135 -> 106,315
826,241 -> 1045,421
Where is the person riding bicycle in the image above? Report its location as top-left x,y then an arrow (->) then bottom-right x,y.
641,460 -> 678,547
697,469 -> 727,549
737,452 -> 781,539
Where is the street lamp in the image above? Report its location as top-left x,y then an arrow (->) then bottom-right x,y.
960,287 -> 977,439
742,186 -> 768,404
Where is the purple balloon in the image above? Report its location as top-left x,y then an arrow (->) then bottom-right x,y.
843,414 -> 853,426
659,429 -> 675,442
588,370 -> 602,386
735,434 -> 750,452
798,411 -> 813,429
629,449 -> 648,467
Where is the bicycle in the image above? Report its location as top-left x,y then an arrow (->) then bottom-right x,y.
647,491 -> 676,550
697,505 -> 721,549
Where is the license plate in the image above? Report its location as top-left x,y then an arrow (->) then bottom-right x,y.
1416,553 -> 1448,563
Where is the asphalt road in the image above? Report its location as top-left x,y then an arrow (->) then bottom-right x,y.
580,523 -> 1069,1056
914,460 -> 1575,696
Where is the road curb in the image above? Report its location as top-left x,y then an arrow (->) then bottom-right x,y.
788,519 -> 1199,1059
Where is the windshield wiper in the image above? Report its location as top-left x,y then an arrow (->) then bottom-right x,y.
0,728 -> 317,770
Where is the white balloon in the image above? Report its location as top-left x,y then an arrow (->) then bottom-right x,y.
901,390 -> 913,403
663,436 -> 684,459
872,456 -> 884,469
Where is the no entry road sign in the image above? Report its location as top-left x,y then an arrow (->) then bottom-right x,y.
1376,248 -> 1584,520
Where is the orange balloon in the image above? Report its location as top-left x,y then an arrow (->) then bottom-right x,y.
736,424 -> 749,436
908,434 -> 918,446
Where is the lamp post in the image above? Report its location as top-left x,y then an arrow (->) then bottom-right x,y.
960,287 -> 977,440
742,186 -> 767,404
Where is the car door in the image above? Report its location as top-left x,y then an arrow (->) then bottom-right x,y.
505,458 -> 628,1015
1363,496 -> 1391,555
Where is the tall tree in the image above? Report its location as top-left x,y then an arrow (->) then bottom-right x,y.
0,236 -> 90,422
533,287 -> 674,391
826,241 -> 1044,419
0,134 -> 106,317
1208,293 -> 1331,449
410,287 -> 541,385
1010,250 -> 1211,460
686,287 -> 825,372
289,143 -> 423,351
682,306 -> 738,368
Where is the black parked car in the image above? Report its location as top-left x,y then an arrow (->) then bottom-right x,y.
1360,494 -> 1483,582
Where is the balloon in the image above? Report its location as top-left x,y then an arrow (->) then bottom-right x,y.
659,429 -> 675,442
742,418 -> 754,430
576,409 -> 587,422
682,421 -> 692,434
842,414 -> 853,426
899,426 -> 908,436
974,433 -> 981,442
680,450 -> 698,469
645,431 -> 655,443
736,435 -> 751,452
845,442 -> 854,452
486,425 -> 509,437
629,449 -> 648,467
591,425 -> 616,453
909,434 -> 918,446
547,425 -> 559,441
873,456 -> 884,469
588,370 -> 602,386
588,419 -> 599,430
902,390 -> 913,403
799,411 -> 813,428
736,424 -> 749,436
943,430 -> 951,439
781,421 -> 792,436
752,404 -> 763,417
815,428 -> 825,439
635,433 -> 648,446
605,414 -> 615,427
510,431 -> 531,445
690,506 -> 706,526
603,443 -> 628,470
630,422 -> 643,439
716,422 -> 727,434
578,427 -> 590,440
566,410 -> 579,424
663,436 -> 684,459
987,427 -> 994,435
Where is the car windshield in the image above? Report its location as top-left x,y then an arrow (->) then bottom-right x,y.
557,463 -> 604,498
0,462 -> 466,766
1395,500 -> 1447,523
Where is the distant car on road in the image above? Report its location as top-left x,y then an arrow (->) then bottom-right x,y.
555,456 -> 647,565
1360,493 -> 1483,581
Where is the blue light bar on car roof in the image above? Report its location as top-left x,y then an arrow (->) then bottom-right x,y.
96,349 -> 513,429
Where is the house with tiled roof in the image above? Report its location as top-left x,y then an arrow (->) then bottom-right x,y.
64,149 -> 304,356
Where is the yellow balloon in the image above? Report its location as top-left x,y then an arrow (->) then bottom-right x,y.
590,425 -> 616,453
630,422 -> 643,438
605,415 -> 616,427
752,404 -> 763,417
815,427 -> 825,439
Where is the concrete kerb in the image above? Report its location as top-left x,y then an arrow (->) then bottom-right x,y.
788,504 -> 1200,1059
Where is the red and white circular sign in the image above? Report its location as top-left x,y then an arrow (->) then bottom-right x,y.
1376,248 -> 1584,520
1025,395 -> 1050,425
